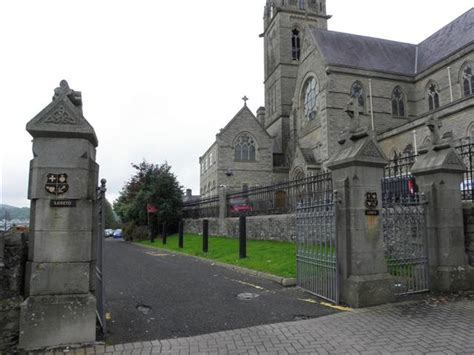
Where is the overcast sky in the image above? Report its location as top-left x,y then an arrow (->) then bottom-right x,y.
0,0 -> 472,208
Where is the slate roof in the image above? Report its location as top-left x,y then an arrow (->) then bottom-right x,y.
309,8 -> 474,76
417,8 -> 474,72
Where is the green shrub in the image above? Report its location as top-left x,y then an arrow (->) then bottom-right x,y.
123,223 -> 148,242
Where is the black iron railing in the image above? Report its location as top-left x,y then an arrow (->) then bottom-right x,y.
226,172 -> 333,217
456,142 -> 473,201
382,142 -> 473,202
182,195 -> 219,219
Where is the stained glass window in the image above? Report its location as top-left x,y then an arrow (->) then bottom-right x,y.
463,66 -> 473,97
292,29 -> 301,61
234,134 -> 256,161
351,82 -> 365,109
304,77 -> 319,120
428,83 -> 440,111
392,87 -> 406,117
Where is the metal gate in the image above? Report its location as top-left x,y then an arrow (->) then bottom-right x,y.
296,173 -> 338,304
382,189 -> 429,295
95,179 -> 107,334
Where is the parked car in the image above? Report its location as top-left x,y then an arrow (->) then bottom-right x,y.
382,175 -> 418,201
104,229 -> 114,238
461,179 -> 473,199
112,229 -> 123,239
229,197 -> 252,214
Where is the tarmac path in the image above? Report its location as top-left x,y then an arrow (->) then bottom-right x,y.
103,239 -> 337,345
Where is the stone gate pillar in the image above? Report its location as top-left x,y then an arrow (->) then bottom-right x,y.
327,128 -> 394,308
411,118 -> 474,291
19,81 -> 98,350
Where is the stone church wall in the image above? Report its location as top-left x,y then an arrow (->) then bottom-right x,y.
379,100 -> 474,156
413,52 -> 474,116
184,214 -> 295,243
216,108 -> 274,192
0,231 -> 28,353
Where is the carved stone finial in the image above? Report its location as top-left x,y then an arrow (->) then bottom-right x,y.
344,97 -> 362,133
338,97 -> 368,144
53,80 -> 70,99
52,80 -> 83,108
426,115 -> 442,145
419,115 -> 452,154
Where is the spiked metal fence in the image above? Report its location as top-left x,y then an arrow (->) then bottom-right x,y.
295,172 -> 338,304
226,172 -> 333,217
182,195 -> 219,219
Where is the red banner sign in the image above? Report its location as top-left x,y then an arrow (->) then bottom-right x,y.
146,204 -> 158,213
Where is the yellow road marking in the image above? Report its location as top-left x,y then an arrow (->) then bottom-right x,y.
145,252 -> 169,257
320,302 -> 352,311
234,280 -> 265,290
298,298 -> 319,304
105,312 -> 112,320
297,298 -> 352,311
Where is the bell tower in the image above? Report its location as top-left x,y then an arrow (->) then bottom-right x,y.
262,0 -> 330,155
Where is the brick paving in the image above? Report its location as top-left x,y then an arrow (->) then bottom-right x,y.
34,297 -> 474,355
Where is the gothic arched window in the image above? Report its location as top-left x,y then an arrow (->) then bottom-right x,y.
291,29 -> 301,61
427,82 -> 440,111
350,81 -> 365,110
462,65 -> 474,97
303,77 -> 319,120
469,124 -> 474,142
392,87 -> 406,117
234,134 -> 256,161
299,0 -> 305,10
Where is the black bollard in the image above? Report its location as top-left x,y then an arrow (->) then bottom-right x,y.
203,219 -> 209,253
162,223 -> 167,245
178,220 -> 184,248
150,227 -> 154,244
239,215 -> 246,259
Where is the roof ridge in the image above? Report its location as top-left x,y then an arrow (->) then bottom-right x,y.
310,26 -> 416,47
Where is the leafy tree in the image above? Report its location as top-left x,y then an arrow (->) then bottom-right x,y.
104,199 -> 119,229
114,161 -> 183,236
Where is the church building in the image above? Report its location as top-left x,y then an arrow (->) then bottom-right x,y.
199,0 -> 474,197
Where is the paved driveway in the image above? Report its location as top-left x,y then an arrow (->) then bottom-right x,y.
43,293 -> 474,354
103,239 -> 337,345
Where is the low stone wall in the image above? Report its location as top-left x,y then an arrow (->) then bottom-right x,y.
183,218 -> 220,236
0,231 -> 28,353
464,205 -> 474,266
184,214 -> 296,242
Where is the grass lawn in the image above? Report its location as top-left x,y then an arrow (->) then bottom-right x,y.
138,234 -> 296,278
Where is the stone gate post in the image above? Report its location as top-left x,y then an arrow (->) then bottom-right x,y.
327,129 -> 395,307
411,122 -> 474,291
19,81 -> 98,350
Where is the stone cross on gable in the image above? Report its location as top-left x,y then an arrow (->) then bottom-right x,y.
345,97 -> 363,132
242,96 -> 249,106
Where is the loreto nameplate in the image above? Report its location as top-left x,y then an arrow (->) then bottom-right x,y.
50,199 -> 77,208
365,210 -> 379,216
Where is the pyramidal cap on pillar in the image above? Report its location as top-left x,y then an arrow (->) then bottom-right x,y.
412,144 -> 466,175
327,129 -> 388,170
26,80 -> 98,147
412,116 -> 466,175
